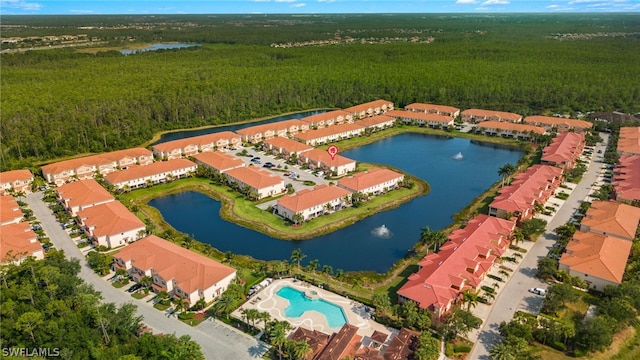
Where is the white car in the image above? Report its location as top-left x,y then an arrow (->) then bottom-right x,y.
528,287 -> 547,296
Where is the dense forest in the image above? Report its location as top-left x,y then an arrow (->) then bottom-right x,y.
0,250 -> 204,360
1,13 -> 639,170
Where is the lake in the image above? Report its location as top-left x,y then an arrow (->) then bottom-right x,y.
120,43 -> 201,55
149,133 -> 523,273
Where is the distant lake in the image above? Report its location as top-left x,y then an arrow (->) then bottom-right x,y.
120,43 -> 201,55
149,133 -> 523,273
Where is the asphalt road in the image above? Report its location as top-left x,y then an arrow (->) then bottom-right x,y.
24,192 -> 268,360
468,133 -> 609,360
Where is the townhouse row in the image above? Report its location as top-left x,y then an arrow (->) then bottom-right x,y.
0,195 -> 44,264
617,126 -> 640,155
0,169 -> 34,196
612,154 -> 640,204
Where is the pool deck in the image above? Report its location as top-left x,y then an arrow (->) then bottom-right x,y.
232,278 -> 397,339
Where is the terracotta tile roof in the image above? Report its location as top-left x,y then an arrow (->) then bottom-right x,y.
490,165 -> 563,214
524,115 -> 593,130
225,166 -> 284,189
78,201 -> 145,238
236,119 -> 309,137
355,347 -> 384,360
559,231 -> 631,284
277,184 -> 352,213
105,159 -> 196,185
476,120 -> 545,135
386,109 -> 454,124
300,149 -> 356,167
301,110 -> 353,125
354,115 -> 396,128
264,136 -> 314,154
404,103 -> 460,115
581,200 -> 640,240
370,330 -> 389,344
151,131 -> 241,153
0,169 -> 34,185
192,152 -> 246,172
42,148 -> 152,176
383,328 -> 420,360
294,123 -> 364,142
397,215 -> 515,312
618,127 -> 640,155
288,327 -> 331,360
114,235 -> 236,295
316,324 -> 362,360
337,168 -> 404,192
613,155 -> 640,202
0,222 -> 40,262
57,179 -> 115,210
0,196 -> 23,225
462,108 -> 522,122
344,100 -> 394,115
541,132 -> 585,165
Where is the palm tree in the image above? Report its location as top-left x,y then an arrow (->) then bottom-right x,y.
115,268 -> 128,282
194,298 -> 207,312
321,265 -> 333,278
212,295 -> 236,320
290,248 -> 306,270
461,290 -> 479,311
306,259 -> 319,274
258,311 -> 271,329
269,322 -> 288,360
155,290 -> 170,305
181,236 -> 193,249
293,340 -> 313,360
140,276 -> 153,294
498,163 -> 516,187
174,297 -> 188,314
335,268 -> 344,280
292,213 -> 304,225
489,342 -> 516,360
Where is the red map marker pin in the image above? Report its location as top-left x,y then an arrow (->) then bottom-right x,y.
327,145 -> 339,160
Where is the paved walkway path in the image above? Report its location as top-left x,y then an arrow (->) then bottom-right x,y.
467,133 -> 609,360
24,192 -> 268,360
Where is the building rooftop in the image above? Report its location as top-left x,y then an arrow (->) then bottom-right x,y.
225,166 -> 284,189
386,109 -> 454,124
78,201 -> 145,238
343,99 -> 394,115
383,328 -> 420,360
462,108 -> 522,121
288,327 -> 331,360
277,184 -> 352,213
476,120 -> 545,135
612,155 -> 640,202
152,131 -> 241,153
0,196 -> 22,224
192,152 -> 246,172
300,110 -> 353,125
524,115 -> 593,130
0,222 -> 40,262
105,158 -> 196,184
618,127 -> 640,155
57,179 -> 115,209
294,123 -> 364,142
490,165 -> 563,213
581,200 -> 640,240
300,149 -> 356,168
0,169 -> 34,185
264,136 -> 314,154
42,148 -> 152,175
560,231 -> 631,284
316,324 -> 362,360
541,132 -> 585,165
235,119 -> 308,137
337,168 -> 404,192
404,103 -> 460,114
355,115 -> 396,128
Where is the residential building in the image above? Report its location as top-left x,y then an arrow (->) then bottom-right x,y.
0,169 -> 34,195
42,148 -> 153,186
475,121 -> 545,140
488,165 -> 564,221
344,100 -> 394,119
275,185 -> 352,222
113,235 -> 236,304
386,109 -> 454,128
151,132 -> 241,160
383,328 -> 420,360
524,115 -> 593,132
56,179 -> 115,215
288,327 -> 331,360
224,167 -> 285,200
294,123 -> 365,146
541,132 -> 585,170
617,127 -> 640,155
612,155 -> 640,204
301,110 -> 353,128
192,152 -> 246,174
337,168 -> 404,196
77,201 -> 145,248
0,222 -> 43,264
316,324 -> 363,360
461,109 -> 522,123
404,103 -> 461,118
263,137 -> 314,160
355,115 -> 396,131
299,149 -> 357,176
1,196 -> 24,226
236,119 -> 309,143
104,158 -> 197,190
397,214 -> 515,317
559,231 -> 632,291
579,201 -> 640,241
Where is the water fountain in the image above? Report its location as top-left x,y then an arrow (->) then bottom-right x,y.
371,225 -> 393,239
452,152 -> 464,160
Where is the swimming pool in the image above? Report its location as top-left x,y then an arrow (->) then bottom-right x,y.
276,286 -> 347,329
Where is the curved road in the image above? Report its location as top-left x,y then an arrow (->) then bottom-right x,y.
25,192 -> 268,360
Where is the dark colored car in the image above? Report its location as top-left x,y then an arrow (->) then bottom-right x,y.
127,283 -> 142,293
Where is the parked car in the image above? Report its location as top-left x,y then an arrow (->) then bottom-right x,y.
528,287 -> 547,296
127,283 -> 142,293
263,163 -> 273,168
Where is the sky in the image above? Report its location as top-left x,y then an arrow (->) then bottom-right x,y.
1,0 -> 639,15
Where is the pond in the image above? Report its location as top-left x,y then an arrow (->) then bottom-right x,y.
120,43 -> 201,55
149,133 -> 523,273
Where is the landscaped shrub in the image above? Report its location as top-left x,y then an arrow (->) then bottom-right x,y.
488,274 -> 503,282
481,285 -> 495,294
178,312 -> 195,320
453,345 -> 472,353
550,341 -> 567,352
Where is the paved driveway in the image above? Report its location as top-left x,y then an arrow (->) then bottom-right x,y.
24,193 -> 268,360
468,134 -> 609,359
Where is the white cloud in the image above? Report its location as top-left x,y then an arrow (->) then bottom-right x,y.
291,2 -> 306,7
456,0 -> 478,4
70,9 -> 95,13
568,0 -> 598,4
481,0 -> 510,5
275,0 -> 297,2
546,4 -> 560,8
317,0 -> 335,3
0,0 -> 42,11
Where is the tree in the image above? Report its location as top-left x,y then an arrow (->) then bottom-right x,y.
290,248 -> 306,270
576,315 -> 617,352
306,259 -> 319,274
442,308 -> 482,339
419,226 -> 448,252
174,297 -> 189,314
489,342 -> 517,360
461,290 -> 479,311
292,340 -> 312,360
15,311 -> 44,344
536,257 -> 558,280
115,268 -> 128,282
291,213 -> 304,225
321,264 -> 333,278
414,333 -> 440,360
140,276 -> 153,293
372,293 -> 392,317
498,163 -> 516,187
212,294 -> 237,320
519,218 -> 547,241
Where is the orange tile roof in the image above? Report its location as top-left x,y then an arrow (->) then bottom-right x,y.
114,235 -> 236,295
618,127 -> 640,155
559,231 -> 631,284
0,196 -> 22,224
581,201 -> 640,240
288,327 -> 330,360
300,148 -> 356,168
541,132 -> 585,165
476,120 -> 545,135
264,136 -> 313,154
151,131 -> 241,153
294,123 -> 364,142
613,155 -> 640,202
343,99 -> 394,115
0,222 -> 40,262
105,159 -> 196,184
78,201 -> 144,238
337,168 -> 404,192
0,169 -> 34,185
404,103 -> 460,114
42,148 -> 152,176
386,109 -> 454,124
489,165 -> 563,214
236,119 -> 308,137
461,108 -> 522,122
300,110 -> 352,125
277,184 -> 352,213
225,166 -> 284,189
192,152 -> 246,172
383,328 -> 420,360
57,179 -> 115,210
355,115 -> 396,128
316,324 -> 362,360
524,115 -> 593,130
